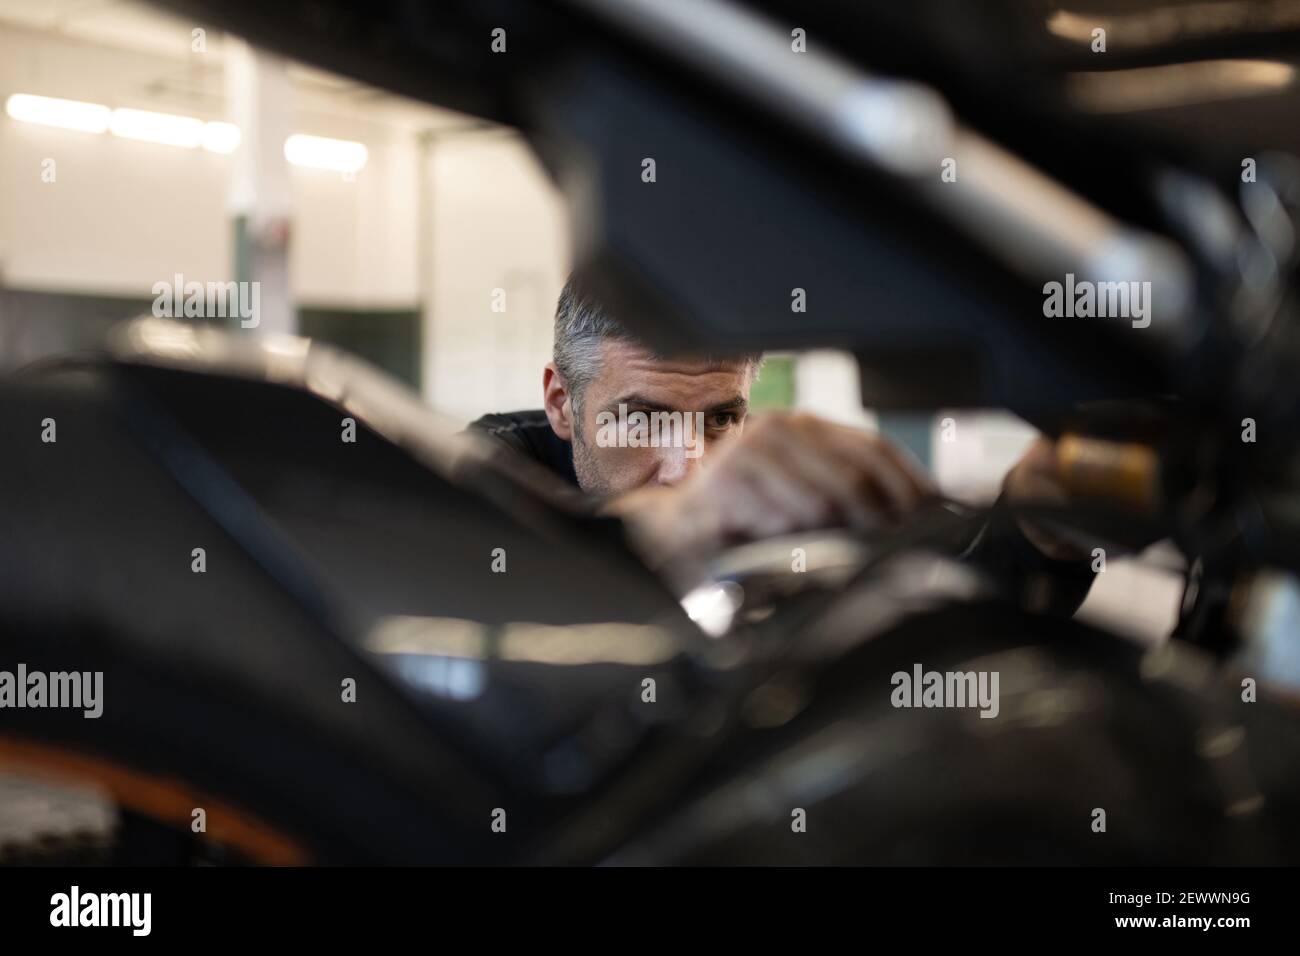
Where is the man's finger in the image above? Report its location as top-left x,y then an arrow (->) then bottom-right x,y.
754,430 -> 888,530
818,429 -> 932,516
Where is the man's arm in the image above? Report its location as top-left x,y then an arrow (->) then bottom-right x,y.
608,417 -> 1096,615
603,411 -> 932,568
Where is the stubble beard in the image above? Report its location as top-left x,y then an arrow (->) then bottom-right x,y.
570,413 -> 615,496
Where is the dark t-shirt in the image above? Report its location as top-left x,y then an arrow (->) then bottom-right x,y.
467,409 -> 579,487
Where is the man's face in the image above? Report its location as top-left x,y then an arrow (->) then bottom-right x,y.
558,339 -> 754,495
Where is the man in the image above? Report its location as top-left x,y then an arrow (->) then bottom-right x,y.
471,275 -> 1094,609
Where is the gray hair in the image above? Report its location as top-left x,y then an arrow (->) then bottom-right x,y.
552,276 -> 621,410
552,274 -> 761,410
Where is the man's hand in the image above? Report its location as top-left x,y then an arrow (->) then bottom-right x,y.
606,412 -> 934,567
1002,436 -> 1086,561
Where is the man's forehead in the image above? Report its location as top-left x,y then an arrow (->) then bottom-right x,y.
596,339 -> 753,382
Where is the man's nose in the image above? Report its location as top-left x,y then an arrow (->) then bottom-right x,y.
653,445 -> 703,486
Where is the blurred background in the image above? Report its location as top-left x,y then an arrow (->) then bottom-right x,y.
0,0 -> 1180,638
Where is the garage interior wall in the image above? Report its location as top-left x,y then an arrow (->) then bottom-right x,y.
0,15 -> 422,379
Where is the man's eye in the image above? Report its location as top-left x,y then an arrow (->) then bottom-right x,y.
706,412 -> 738,429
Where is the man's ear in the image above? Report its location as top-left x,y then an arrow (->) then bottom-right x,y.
542,362 -> 575,441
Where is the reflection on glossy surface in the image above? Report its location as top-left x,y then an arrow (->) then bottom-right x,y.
1235,570 -> 1300,694
680,582 -> 743,637
366,615 -> 682,666
387,654 -> 487,702
1048,3 -> 1300,49
1068,60 -> 1295,112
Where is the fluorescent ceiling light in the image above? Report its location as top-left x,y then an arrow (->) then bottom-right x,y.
5,94 -> 111,133
202,121 -> 241,154
284,133 -> 368,173
7,94 -> 365,171
110,107 -> 205,148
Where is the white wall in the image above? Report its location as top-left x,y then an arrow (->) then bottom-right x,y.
794,351 -> 877,429
0,117 -> 229,295
932,410 -> 1038,503
420,131 -> 569,423
0,26 -> 422,307
289,131 -> 420,309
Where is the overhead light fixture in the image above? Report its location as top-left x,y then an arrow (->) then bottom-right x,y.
109,107 -> 205,148
202,121 -> 241,154
284,133 -> 368,173
7,93 -> 369,171
5,94 -> 111,133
